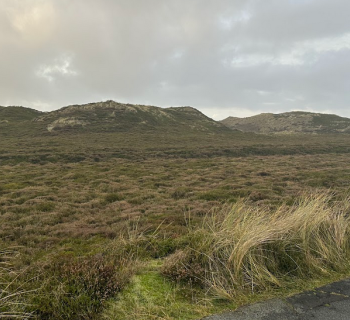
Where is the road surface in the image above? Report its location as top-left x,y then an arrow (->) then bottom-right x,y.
203,278 -> 350,320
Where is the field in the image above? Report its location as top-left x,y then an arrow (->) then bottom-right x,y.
2,129 -> 350,319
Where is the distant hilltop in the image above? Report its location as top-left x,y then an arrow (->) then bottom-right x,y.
0,100 -> 228,135
220,111 -> 350,134
1,102 -> 350,135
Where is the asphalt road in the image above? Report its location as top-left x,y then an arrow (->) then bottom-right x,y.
203,278 -> 350,320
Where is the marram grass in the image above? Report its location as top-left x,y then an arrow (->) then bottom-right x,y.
163,192 -> 350,300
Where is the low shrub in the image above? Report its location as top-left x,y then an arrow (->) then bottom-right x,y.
104,193 -> 124,204
28,244 -> 137,320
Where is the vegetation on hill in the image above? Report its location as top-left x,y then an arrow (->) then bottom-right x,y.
0,106 -> 43,138
221,111 -> 350,134
32,100 -> 228,134
2,103 -> 350,165
0,106 -> 42,122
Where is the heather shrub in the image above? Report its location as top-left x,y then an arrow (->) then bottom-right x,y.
29,245 -> 137,320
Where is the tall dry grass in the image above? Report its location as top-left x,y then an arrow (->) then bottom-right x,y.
162,192 -> 350,299
0,248 -> 33,319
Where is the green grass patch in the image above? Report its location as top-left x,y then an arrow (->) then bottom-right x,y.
103,261 -> 223,320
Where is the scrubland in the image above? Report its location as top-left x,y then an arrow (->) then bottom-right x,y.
2,134 -> 350,319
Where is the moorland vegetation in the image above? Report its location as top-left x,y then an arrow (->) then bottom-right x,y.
1,102 -> 350,319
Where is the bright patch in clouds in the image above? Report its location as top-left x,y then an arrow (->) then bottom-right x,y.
311,32 -> 350,52
5,0 -> 55,44
37,55 -> 78,82
206,107 -> 259,120
219,10 -> 252,30
169,49 -> 185,60
231,32 -> 350,68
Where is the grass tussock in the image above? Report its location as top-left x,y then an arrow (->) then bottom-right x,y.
162,192 -> 350,299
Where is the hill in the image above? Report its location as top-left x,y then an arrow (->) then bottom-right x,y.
1,103 -> 350,164
0,105 -> 42,122
0,100 -> 250,163
0,106 -> 44,137
220,111 -> 350,134
33,100 -> 228,134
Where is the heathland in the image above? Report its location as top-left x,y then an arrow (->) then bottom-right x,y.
2,101 -> 350,319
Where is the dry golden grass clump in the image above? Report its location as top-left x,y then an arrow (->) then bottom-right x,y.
162,192 -> 350,299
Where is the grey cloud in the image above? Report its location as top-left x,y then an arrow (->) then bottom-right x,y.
1,0 -> 350,119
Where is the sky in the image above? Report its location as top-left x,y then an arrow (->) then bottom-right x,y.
1,0 -> 350,120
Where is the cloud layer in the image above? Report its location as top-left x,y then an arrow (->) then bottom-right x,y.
1,0 -> 350,119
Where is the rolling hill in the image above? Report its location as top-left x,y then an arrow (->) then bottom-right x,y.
220,111 -> 350,134
0,105 -> 42,122
33,100 -> 228,134
0,101 -> 245,163
1,103 -> 350,164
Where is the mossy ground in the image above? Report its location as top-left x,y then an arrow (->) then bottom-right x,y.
103,260 -> 219,320
102,259 -> 350,320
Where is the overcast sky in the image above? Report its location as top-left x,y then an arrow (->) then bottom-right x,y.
1,0 -> 350,120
